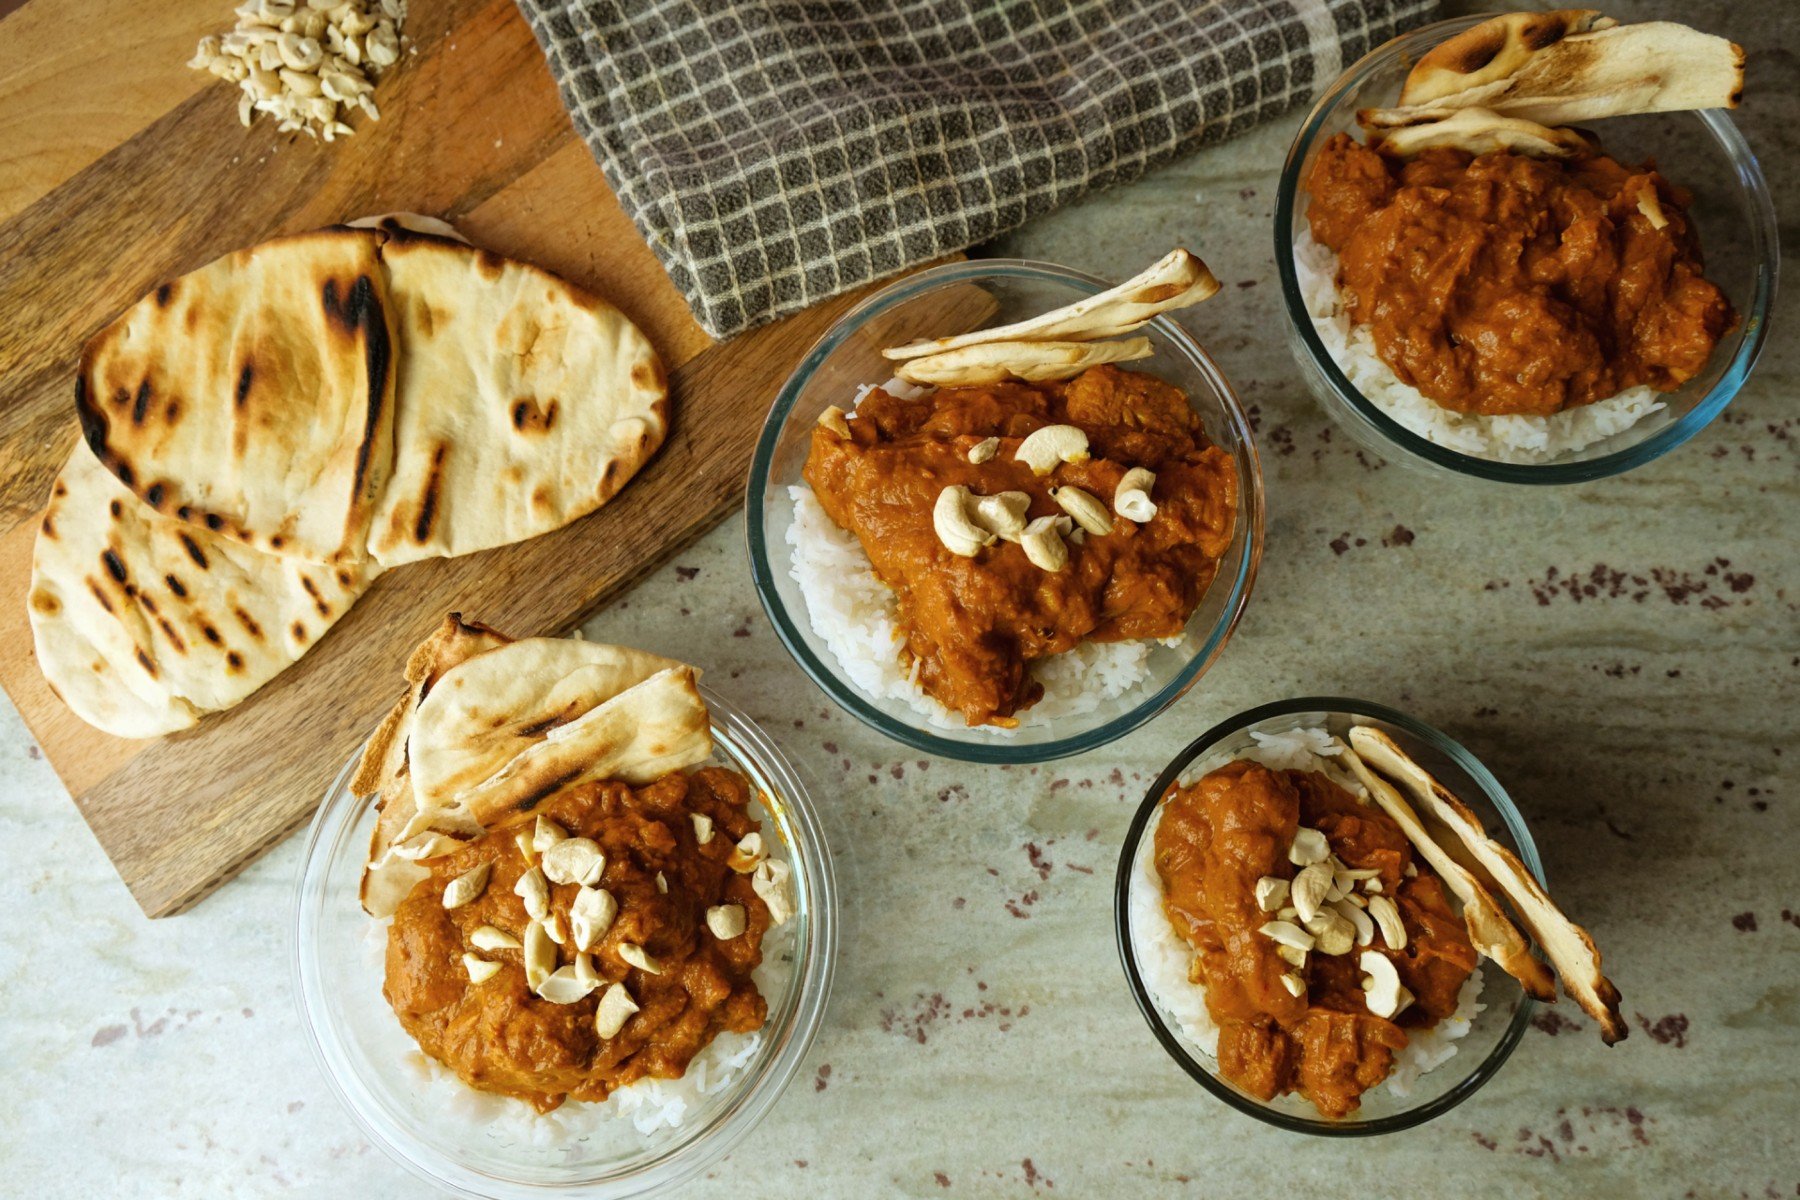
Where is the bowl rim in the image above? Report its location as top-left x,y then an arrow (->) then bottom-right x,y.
290,685 -> 838,1198
1272,14 -> 1781,484
1112,696 -> 1540,1136
745,256 -> 1265,763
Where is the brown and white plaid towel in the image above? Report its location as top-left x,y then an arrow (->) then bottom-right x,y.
518,0 -> 1437,338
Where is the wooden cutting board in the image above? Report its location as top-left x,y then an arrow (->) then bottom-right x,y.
0,0 -> 909,916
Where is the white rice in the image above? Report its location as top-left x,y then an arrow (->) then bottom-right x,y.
1130,727 -> 1484,1101
360,876 -> 795,1143
783,379 -> 1176,734
1294,227 -> 1664,463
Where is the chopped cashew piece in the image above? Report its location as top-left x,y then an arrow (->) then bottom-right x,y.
595,983 -> 640,1039
513,830 -> 536,866
462,953 -> 500,985
707,903 -> 748,939
817,405 -> 851,438
1304,908 -> 1357,956
1275,943 -> 1308,969
728,832 -> 766,874
933,485 -> 996,558
533,816 -> 567,856
1360,951 -> 1413,1019
1014,425 -> 1090,475
1367,894 -> 1408,950
470,925 -> 520,952
967,436 -> 1000,464
655,871 -> 668,894
1020,515 -> 1072,572
1254,876 -> 1290,913
569,887 -> 618,952
1290,862 -> 1333,924
514,866 -> 550,922
1333,898 -> 1375,947
535,965 -> 599,1005
1288,827 -> 1330,866
1113,467 -> 1157,523
690,813 -> 715,845
542,837 -> 605,887
619,943 -> 662,975
523,920 -> 556,990
1279,972 -> 1306,998
1050,486 -> 1112,536
753,858 -> 795,925
542,912 -> 566,946
972,491 -> 1032,542
441,862 -> 490,910
1259,921 -> 1316,952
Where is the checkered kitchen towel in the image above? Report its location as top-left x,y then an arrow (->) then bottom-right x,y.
518,0 -> 1437,338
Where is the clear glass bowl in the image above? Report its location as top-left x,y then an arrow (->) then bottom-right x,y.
746,259 -> 1264,763
292,687 -> 837,1198
1114,698 -> 1540,1135
1274,16 -> 1779,483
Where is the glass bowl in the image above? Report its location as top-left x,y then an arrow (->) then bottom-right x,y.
1274,16 -> 1779,483
1114,697 -> 1540,1135
746,259 -> 1264,763
292,687 -> 837,1198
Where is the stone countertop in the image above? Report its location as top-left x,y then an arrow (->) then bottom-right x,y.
2,3 -> 1795,1196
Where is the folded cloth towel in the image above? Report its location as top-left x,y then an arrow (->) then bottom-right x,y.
518,0 -> 1437,338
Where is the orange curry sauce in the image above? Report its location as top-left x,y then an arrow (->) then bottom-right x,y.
1154,761 -> 1477,1117
802,365 -> 1237,727
1305,133 -> 1735,417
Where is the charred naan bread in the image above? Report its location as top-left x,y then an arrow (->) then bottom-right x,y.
1363,12 -> 1743,131
75,228 -> 397,565
28,443 -> 379,738
364,228 -> 667,566
406,636 -> 682,816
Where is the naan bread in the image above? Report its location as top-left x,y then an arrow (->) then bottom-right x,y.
359,614 -> 509,917
1369,108 -> 1600,159
895,337 -> 1154,387
75,228 -> 396,564
28,443 -> 379,739
1367,15 -> 1743,131
407,636 -> 681,816
1349,726 -> 1627,1043
1399,11 -> 1616,107
363,229 -> 669,566
447,665 -> 712,831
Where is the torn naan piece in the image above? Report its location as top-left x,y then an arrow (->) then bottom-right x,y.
446,665 -> 713,831
895,336 -> 1153,388
1369,108 -> 1600,160
1363,14 -> 1743,131
406,636 -> 681,816
881,249 -> 1219,361
28,443 -> 379,739
359,614 -> 513,916
363,229 -> 669,567
75,227 -> 397,564
1349,726 -> 1628,1043
1337,744 -> 1558,1003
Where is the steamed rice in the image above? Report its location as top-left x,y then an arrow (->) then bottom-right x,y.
784,379 -> 1178,734
1294,227 -> 1665,463
1129,727 -> 1485,1101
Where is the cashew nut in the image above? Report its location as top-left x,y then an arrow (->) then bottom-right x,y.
1279,972 -> 1306,998
1332,897 -> 1375,947
1360,950 -> 1413,1019
1014,424 -> 1089,475
277,30 -> 323,69
1113,466 -> 1157,523
462,953 -> 500,984
1367,894 -> 1407,950
1020,514 -> 1072,572
933,485 -> 996,557
1258,920 -> 1315,952
594,983 -> 639,1039
1303,908 -> 1356,956
1254,876 -> 1289,913
1288,827 -> 1330,866
1050,486 -> 1112,536
441,861 -> 490,910
1290,862 -> 1333,924
971,491 -> 1031,542
816,405 -> 851,437
966,436 -> 999,464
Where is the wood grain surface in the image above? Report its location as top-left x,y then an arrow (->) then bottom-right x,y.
0,0 -> 890,915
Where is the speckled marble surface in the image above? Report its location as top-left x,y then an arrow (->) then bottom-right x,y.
3,3 -> 1796,1197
